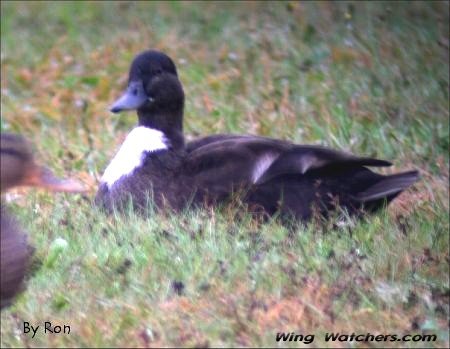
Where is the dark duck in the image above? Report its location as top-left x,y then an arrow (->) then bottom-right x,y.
95,50 -> 419,221
1,133 -> 85,309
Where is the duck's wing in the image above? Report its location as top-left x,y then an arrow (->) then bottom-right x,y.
184,136 -> 392,189
253,145 -> 391,185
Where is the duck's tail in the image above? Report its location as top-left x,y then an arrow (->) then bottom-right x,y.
355,170 -> 420,209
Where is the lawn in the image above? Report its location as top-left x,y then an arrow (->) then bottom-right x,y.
1,1 -> 449,347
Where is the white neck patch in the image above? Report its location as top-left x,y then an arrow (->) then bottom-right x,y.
101,126 -> 168,188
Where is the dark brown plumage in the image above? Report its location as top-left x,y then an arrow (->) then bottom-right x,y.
95,50 -> 419,221
0,206 -> 29,309
1,133 -> 85,309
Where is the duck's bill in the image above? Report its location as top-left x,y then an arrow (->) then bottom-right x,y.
110,80 -> 147,113
22,164 -> 88,193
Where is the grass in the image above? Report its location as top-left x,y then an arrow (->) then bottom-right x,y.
1,1 -> 449,347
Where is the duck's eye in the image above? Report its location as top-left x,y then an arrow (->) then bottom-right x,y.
155,68 -> 162,75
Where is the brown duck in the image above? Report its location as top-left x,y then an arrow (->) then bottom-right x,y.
1,133 -> 85,309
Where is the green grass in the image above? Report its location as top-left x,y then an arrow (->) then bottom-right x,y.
1,1 -> 449,347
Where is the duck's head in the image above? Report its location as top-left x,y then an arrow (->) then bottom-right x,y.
1,133 -> 86,193
110,50 -> 185,148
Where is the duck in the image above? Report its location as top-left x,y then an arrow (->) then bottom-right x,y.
1,133 -> 85,309
95,50 -> 419,221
